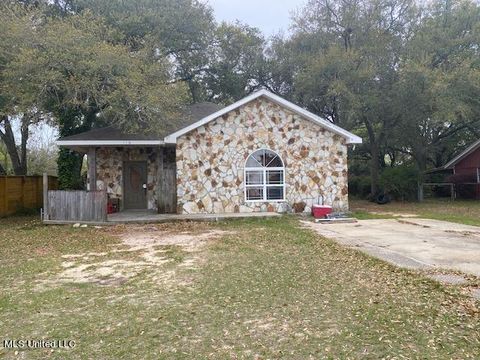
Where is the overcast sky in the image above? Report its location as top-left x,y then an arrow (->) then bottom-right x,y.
206,0 -> 307,37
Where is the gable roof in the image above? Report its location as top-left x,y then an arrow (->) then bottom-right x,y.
444,139 -> 480,169
57,90 -> 361,147
164,89 -> 362,144
57,102 -> 223,146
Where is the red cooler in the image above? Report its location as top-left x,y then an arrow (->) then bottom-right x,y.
312,204 -> 333,219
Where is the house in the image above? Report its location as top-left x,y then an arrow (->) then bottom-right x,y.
57,90 -> 362,215
443,139 -> 480,199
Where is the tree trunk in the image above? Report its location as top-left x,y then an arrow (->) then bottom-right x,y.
20,116 -> 29,175
0,115 -> 26,175
0,114 -> 32,175
364,118 -> 381,197
412,143 -> 427,173
370,144 -> 380,196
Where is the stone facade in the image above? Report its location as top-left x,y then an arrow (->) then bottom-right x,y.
176,98 -> 349,214
93,147 -> 159,210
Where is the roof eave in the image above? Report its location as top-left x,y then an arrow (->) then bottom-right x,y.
443,139 -> 480,169
56,140 -> 164,147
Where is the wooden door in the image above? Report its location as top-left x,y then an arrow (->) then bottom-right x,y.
124,161 -> 147,209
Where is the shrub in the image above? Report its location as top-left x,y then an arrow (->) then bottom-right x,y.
348,175 -> 371,198
380,165 -> 420,201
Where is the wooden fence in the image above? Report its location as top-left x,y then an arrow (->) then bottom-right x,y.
45,189 -> 107,223
0,175 -> 58,217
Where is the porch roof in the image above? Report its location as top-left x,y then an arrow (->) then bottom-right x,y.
57,102 -> 223,148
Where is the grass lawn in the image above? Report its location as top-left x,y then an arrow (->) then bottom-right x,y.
0,215 -> 478,359
351,198 -> 480,226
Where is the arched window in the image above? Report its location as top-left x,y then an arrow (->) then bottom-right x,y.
245,149 -> 285,201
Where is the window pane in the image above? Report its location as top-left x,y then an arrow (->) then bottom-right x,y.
246,149 -> 284,168
267,170 -> 283,184
264,151 -> 277,167
246,155 -> 262,167
267,156 -> 283,167
246,187 -> 263,200
266,186 -> 284,200
246,171 -> 263,185
246,150 -> 264,167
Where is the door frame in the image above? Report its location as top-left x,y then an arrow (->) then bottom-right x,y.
122,160 -> 148,210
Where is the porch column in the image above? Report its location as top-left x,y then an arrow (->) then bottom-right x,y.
87,147 -> 96,191
157,146 -> 165,213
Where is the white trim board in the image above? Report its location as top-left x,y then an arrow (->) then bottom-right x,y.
164,89 -> 362,144
444,139 -> 480,169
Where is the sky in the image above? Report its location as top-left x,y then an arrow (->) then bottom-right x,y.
206,0 -> 308,37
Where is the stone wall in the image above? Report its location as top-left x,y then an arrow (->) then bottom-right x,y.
176,98 -> 349,214
94,147 -> 159,210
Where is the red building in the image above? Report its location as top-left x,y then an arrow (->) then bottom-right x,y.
444,139 -> 480,199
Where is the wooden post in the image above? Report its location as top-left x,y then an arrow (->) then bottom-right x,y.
157,146 -> 165,214
0,176 -> 6,216
102,188 -> 108,222
20,176 -> 25,210
88,147 -> 97,191
43,173 -> 48,220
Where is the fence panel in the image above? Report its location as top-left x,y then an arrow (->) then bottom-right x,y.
0,176 -> 57,217
46,190 -> 107,222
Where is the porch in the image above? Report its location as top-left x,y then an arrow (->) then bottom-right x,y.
107,209 -> 281,223
88,145 -> 177,213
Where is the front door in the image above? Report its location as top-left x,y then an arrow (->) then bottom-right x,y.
124,161 -> 147,209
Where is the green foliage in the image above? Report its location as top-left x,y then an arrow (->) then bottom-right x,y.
1,1 -> 190,187
3,0 -> 480,190
67,1 -> 270,103
392,0 -> 480,170
204,22 -> 266,103
380,165 -> 420,201
4,10 -> 187,134
348,175 -> 372,198
57,148 -> 85,189
268,0 -> 480,190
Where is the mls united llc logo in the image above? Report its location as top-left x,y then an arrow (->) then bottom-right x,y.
3,339 -> 76,349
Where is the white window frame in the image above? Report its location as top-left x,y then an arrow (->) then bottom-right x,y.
244,149 -> 286,202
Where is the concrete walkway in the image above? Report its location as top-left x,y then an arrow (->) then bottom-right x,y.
305,218 -> 480,277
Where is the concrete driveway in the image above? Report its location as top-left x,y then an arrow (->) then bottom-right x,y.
305,218 -> 480,277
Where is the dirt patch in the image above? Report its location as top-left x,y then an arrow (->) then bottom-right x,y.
368,211 -> 418,218
37,225 -> 234,290
397,219 -> 431,228
120,228 -> 228,252
444,229 -> 480,237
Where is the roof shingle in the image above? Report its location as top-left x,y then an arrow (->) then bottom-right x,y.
58,102 -> 223,142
